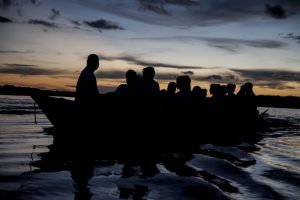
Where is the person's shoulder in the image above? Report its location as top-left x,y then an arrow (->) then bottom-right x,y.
153,80 -> 160,87
116,84 -> 128,93
154,81 -> 160,90
80,67 -> 95,78
79,67 -> 88,75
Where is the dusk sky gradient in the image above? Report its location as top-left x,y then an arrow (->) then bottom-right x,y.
0,0 -> 300,96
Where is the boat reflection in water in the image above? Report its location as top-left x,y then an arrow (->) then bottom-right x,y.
31,130 -> 242,200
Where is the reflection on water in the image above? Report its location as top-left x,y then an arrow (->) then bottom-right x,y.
0,96 -> 300,199
118,185 -> 149,199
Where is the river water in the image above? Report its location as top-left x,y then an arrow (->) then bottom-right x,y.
0,95 -> 299,200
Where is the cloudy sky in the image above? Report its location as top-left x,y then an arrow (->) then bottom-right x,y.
0,0 -> 300,96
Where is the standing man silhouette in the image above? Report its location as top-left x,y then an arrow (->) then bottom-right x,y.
75,54 -> 100,106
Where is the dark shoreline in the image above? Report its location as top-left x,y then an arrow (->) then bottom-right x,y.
1,84 -> 300,109
0,84 -> 75,97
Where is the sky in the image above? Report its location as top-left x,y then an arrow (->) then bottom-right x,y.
0,0 -> 300,96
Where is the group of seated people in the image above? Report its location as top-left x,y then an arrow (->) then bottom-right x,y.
112,68 -> 259,141
75,54 -> 257,116
76,54 -> 257,121
112,67 -> 256,113
116,67 -> 254,98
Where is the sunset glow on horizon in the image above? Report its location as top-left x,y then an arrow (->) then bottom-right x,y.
1,0 -> 300,96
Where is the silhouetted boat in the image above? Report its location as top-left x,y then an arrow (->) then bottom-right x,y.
31,93 -> 263,152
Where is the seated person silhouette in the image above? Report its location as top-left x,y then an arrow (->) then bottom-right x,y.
237,82 -> 255,97
209,83 -> 225,101
192,86 -> 202,98
200,89 -> 207,99
236,82 -> 258,129
227,83 -> 236,96
115,69 -> 140,117
167,82 -> 177,95
140,66 -> 160,96
115,69 -> 140,95
160,82 -> 177,114
192,86 -> 207,113
176,75 -> 192,113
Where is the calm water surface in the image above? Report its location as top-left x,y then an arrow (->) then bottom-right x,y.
0,95 -> 299,200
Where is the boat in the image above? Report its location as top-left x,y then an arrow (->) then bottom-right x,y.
31,92 -> 263,153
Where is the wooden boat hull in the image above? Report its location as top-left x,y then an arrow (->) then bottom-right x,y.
31,93 -> 262,151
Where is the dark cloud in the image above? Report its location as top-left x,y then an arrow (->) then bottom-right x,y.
0,0 -> 12,9
132,36 -> 287,52
254,81 -> 296,90
71,20 -> 81,26
200,37 -> 286,49
247,39 -> 286,48
30,0 -> 40,6
156,73 -> 179,80
0,50 -> 34,54
207,75 -> 222,80
192,74 -> 237,84
0,15 -> 12,23
140,0 -> 197,6
81,0 -> 300,27
281,33 -> 300,43
96,70 -> 126,79
138,0 -> 198,15
0,64 -> 66,75
3,0 -> 300,28
232,69 -> 300,83
139,0 -> 169,15
71,21 -> 91,32
225,75 -> 236,81
28,19 -> 58,28
193,74 -> 224,82
100,54 -> 203,69
84,19 -> 125,31
265,4 -> 287,19
1,0 -> 40,9
164,0 -> 197,6
96,69 -> 180,81
208,44 -> 237,53
181,70 -> 194,75
49,8 -> 60,20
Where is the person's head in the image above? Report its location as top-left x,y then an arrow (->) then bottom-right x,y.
209,84 -> 220,96
87,54 -> 99,71
200,89 -> 207,98
167,82 -> 177,94
237,82 -> 255,96
244,82 -> 253,90
126,70 -> 138,86
142,67 -> 155,81
244,82 -> 254,96
176,75 -> 191,92
227,83 -> 236,95
192,86 -> 201,97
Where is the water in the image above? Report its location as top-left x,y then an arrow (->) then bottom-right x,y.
0,95 -> 299,200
